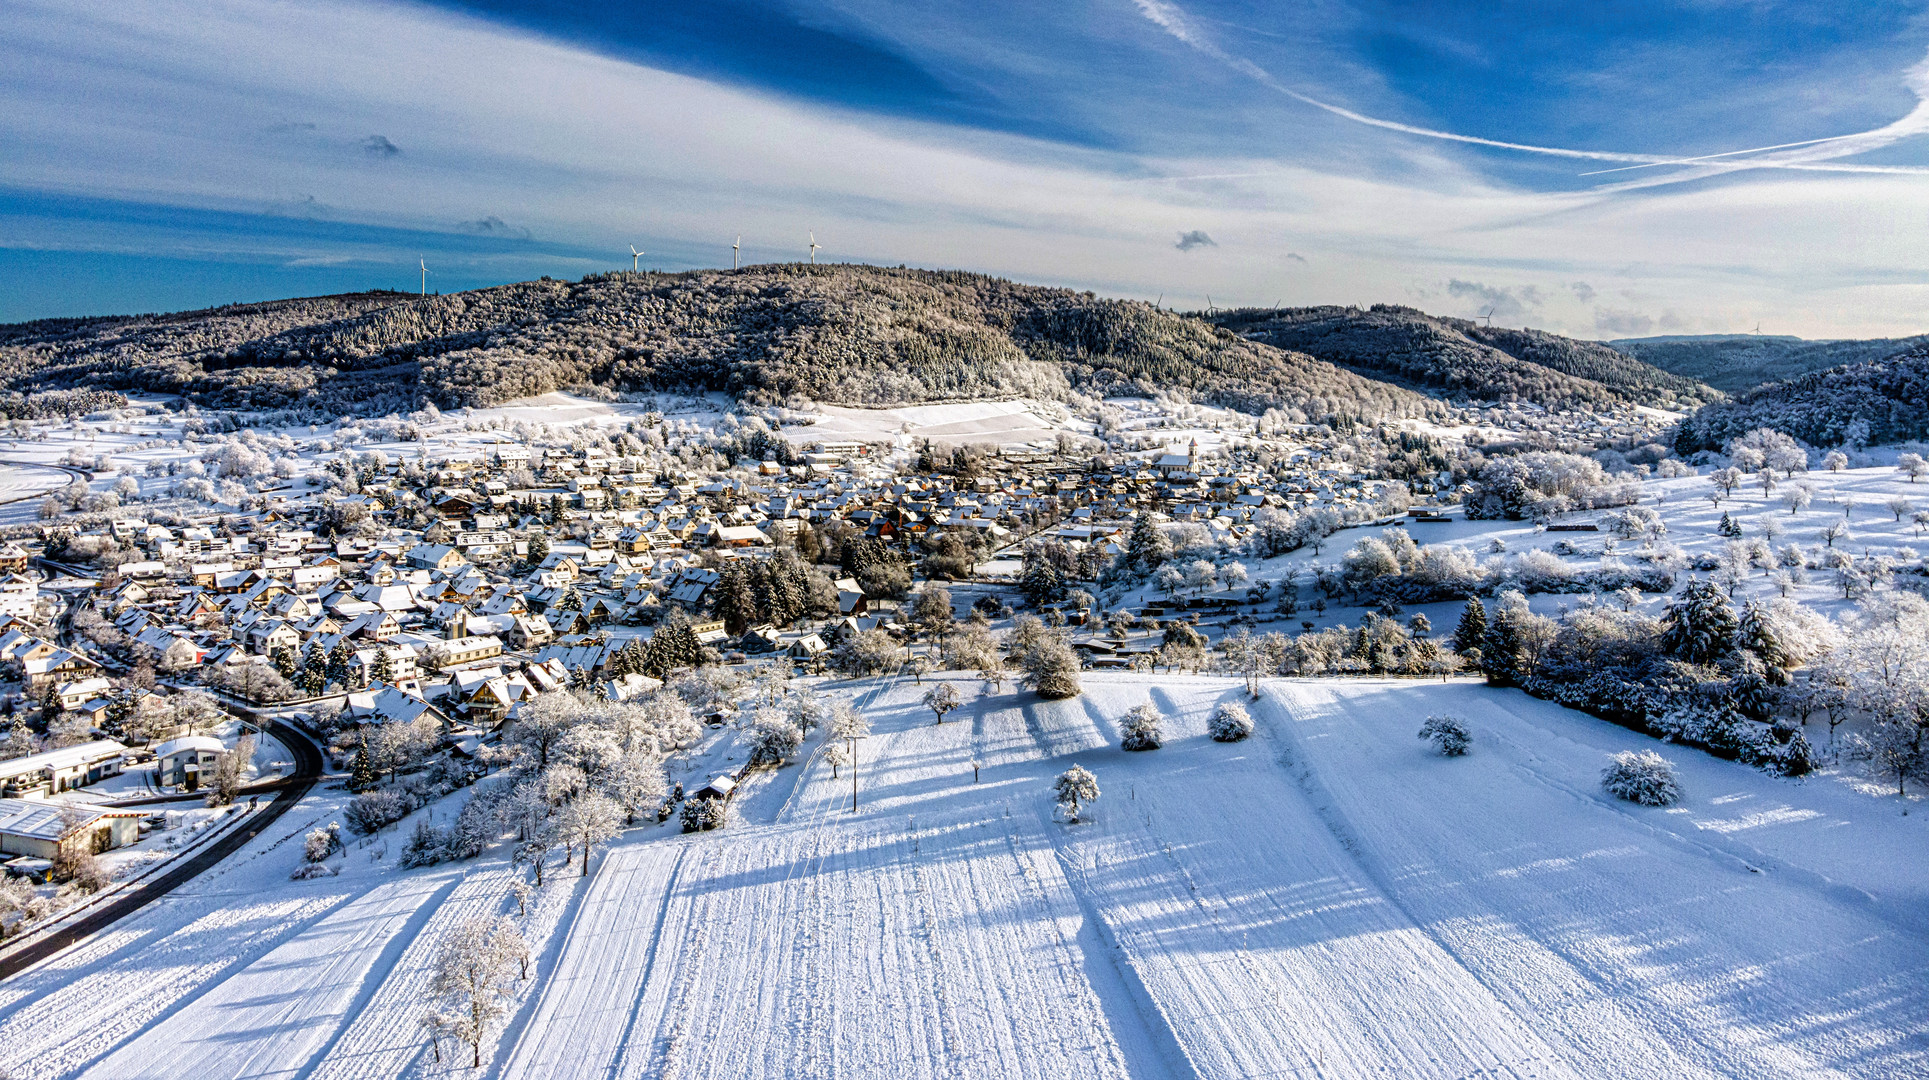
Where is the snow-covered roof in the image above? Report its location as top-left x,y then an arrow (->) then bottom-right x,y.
152,736 -> 228,759
0,798 -> 136,841
0,740 -> 127,778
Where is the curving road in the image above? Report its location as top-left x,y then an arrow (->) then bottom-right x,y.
0,718 -> 324,981
0,457 -> 88,507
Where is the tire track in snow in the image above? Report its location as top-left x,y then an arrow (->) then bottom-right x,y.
1260,682 -> 1878,1079
307,862 -> 523,1080
73,873 -> 454,1080
0,887 -> 362,1079
288,872 -> 464,1080
494,845 -> 685,1080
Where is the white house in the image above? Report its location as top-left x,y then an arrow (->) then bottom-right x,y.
0,739 -> 128,797
153,735 -> 229,790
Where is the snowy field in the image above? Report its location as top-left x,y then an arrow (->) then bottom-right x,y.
779,398 -> 1082,450
4,675 -> 1925,1079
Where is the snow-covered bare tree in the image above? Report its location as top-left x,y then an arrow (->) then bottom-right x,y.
557,792 -> 623,876
427,916 -> 528,1068
923,683 -> 961,724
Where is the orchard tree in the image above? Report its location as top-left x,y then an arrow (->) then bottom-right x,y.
427,917 -> 529,1067
1021,637 -> 1082,700
1120,702 -> 1163,751
923,683 -> 961,724
1053,764 -> 1100,823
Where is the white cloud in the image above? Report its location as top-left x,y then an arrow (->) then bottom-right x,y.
1,0 -> 1928,337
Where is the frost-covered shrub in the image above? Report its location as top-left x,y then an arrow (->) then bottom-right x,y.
680,796 -> 727,833
1418,715 -> 1471,756
1120,702 -> 1163,751
344,788 -> 418,835
302,823 -> 343,863
1208,701 -> 1253,742
443,790 -> 498,860
1601,750 -> 1681,806
399,818 -> 451,869
743,711 -> 803,767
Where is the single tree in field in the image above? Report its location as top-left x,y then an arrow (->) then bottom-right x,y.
558,792 -> 623,876
1208,701 -> 1253,742
1120,701 -> 1163,751
1886,495 -> 1914,522
428,917 -> 528,1068
1021,637 -> 1082,699
1818,520 -> 1848,548
923,682 -> 961,724
1824,450 -> 1848,473
1900,452 -> 1928,484
1053,764 -> 1100,823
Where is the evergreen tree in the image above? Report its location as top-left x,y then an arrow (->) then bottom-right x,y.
270,643 -> 299,679
1718,511 -> 1742,538
370,649 -> 395,686
325,642 -> 354,687
1125,513 -> 1168,571
1019,559 -> 1065,607
1480,609 -> 1527,686
715,564 -> 758,635
1661,578 -> 1740,666
1450,597 -> 1488,655
351,741 -> 377,791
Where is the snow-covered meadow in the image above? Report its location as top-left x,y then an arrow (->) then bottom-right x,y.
3,674 -> 1925,1079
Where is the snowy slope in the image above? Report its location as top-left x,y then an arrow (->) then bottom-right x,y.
3,676 -> 1927,1079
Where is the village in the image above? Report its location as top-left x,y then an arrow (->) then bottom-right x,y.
0,394 -> 1422,896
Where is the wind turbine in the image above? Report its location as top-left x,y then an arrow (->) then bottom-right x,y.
733,235 -> 741,270
1477,305 -> 1494,327
630,246 -> 644,272
808,232 -> 821,265
419,259 -> 430,297
1753,321 -> 1762,335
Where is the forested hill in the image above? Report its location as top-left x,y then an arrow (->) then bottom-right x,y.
1213,304 -> 1720,412
1675,348 -> 1929,451
1611,333 -> 1929,395
0,265 -> 1442,424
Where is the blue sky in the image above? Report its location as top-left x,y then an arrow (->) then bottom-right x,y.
5,0 -> 1929,336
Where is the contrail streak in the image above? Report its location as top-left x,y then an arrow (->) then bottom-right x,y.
1133,0 -> 1929,184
